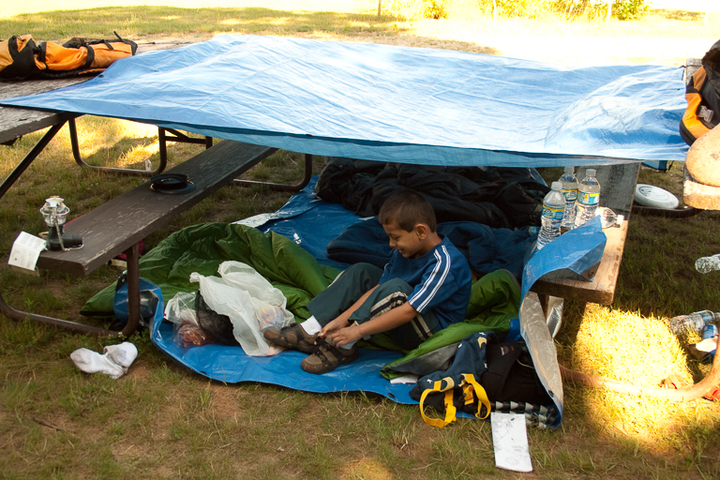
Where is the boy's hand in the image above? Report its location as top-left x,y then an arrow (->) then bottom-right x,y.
328,324 -> 363,348
319,316 -> 351,338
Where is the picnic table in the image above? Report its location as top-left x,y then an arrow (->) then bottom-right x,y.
530,163 -> 640,306
0,43 -> 641,337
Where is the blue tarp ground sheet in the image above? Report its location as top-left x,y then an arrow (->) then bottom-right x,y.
0,34 -> 688,168
148,180 -> 605,427
151,183 -> 416,403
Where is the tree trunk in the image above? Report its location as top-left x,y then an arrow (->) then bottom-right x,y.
606,0 -> 612,22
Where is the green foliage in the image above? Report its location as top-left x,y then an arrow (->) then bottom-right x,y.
386,0 -> 450,20
612,0 -> 649,20
495,0 -> 555,18
553,0 -> 649,20
389,0 -> 650,20
424,0 -> 449,19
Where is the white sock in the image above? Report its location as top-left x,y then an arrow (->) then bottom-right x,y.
301,316 -> 322,335
302,316 -> 358,349
103,342 -> 138,370
340,340 -> 357,350
70,348 -> 125,379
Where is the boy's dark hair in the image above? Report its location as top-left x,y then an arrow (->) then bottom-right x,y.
378,189 -> 437,232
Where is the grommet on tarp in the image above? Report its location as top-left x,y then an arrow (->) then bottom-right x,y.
150,173 -> 195,194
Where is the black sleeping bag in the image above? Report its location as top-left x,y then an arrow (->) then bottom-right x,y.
314,158 -> 549,229
326,217 -> 536,280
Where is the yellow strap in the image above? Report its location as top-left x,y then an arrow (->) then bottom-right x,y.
443,390 -> 457,424
419,380 -> 457,428
462,383 -> 475,407
463,374 -> 491,420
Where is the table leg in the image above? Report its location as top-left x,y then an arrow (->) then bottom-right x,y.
233,153 -> 313,192
0,288 -> 115,336
70,118 -> 167,176
0,121 -> 67,199
0,243 -> 144,337
120,243 -> 141,337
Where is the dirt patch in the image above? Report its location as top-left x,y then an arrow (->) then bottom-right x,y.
126,361 -> 153,381
208,382 -> 241,416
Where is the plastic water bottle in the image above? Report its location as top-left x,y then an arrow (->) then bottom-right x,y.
574,169 -> 601,228
695,254 -> 720,274
535,181 -> 565,251
701,323 -> 718,360
669,310 -> 720,335
690,323 -> 718,361
703,323 -> 718,341
559,166 -> 578,232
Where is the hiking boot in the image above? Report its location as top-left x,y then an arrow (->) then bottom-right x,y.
263,323 -> 318,354
300,338 -> 359,374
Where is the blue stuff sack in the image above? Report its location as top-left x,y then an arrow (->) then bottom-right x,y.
113,273 -> 164,328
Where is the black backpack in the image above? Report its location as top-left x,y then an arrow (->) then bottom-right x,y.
680,39 -> 720,146
410,332 -> 552,427
481,340 -> 552,405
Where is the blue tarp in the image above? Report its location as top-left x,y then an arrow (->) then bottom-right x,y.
6,35 -> 640,425
145,181 -> 605,428
0,34 -> 688,167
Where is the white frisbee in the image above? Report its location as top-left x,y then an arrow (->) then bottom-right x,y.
634,184 -> 679,209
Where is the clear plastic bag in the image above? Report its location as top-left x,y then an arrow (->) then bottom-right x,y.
189,261 -> 295,356
164,291 -> 211,348
164,291 -> 198,326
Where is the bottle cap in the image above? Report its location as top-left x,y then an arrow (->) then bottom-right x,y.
586,169 -> 596,176
564,165 -> 574,173
551,181 -> 562,190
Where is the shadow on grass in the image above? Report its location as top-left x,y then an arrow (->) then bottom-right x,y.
0,6 -> 500,55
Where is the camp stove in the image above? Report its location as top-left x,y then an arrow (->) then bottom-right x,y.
39,196 -> 83,251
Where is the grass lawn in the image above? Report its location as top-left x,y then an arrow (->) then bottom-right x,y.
1,2 -> 720,479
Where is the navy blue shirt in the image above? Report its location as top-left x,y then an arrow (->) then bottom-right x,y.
379,236 -> 472,329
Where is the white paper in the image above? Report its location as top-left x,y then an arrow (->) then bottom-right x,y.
491,412 -> 533,473
389,374 -> 419,385
234,213 -> 280,228
8,231 -> 46,275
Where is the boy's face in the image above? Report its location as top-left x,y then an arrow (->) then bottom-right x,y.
382,220 -> 425,258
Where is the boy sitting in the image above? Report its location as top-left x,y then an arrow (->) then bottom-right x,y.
264,189 -> 472,374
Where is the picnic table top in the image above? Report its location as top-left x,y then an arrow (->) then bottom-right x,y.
0,41 -> 641,306
0,41 -> 190,144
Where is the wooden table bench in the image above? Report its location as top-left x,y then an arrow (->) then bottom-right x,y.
0,140 -> 277,336
0,153 -> 640,335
